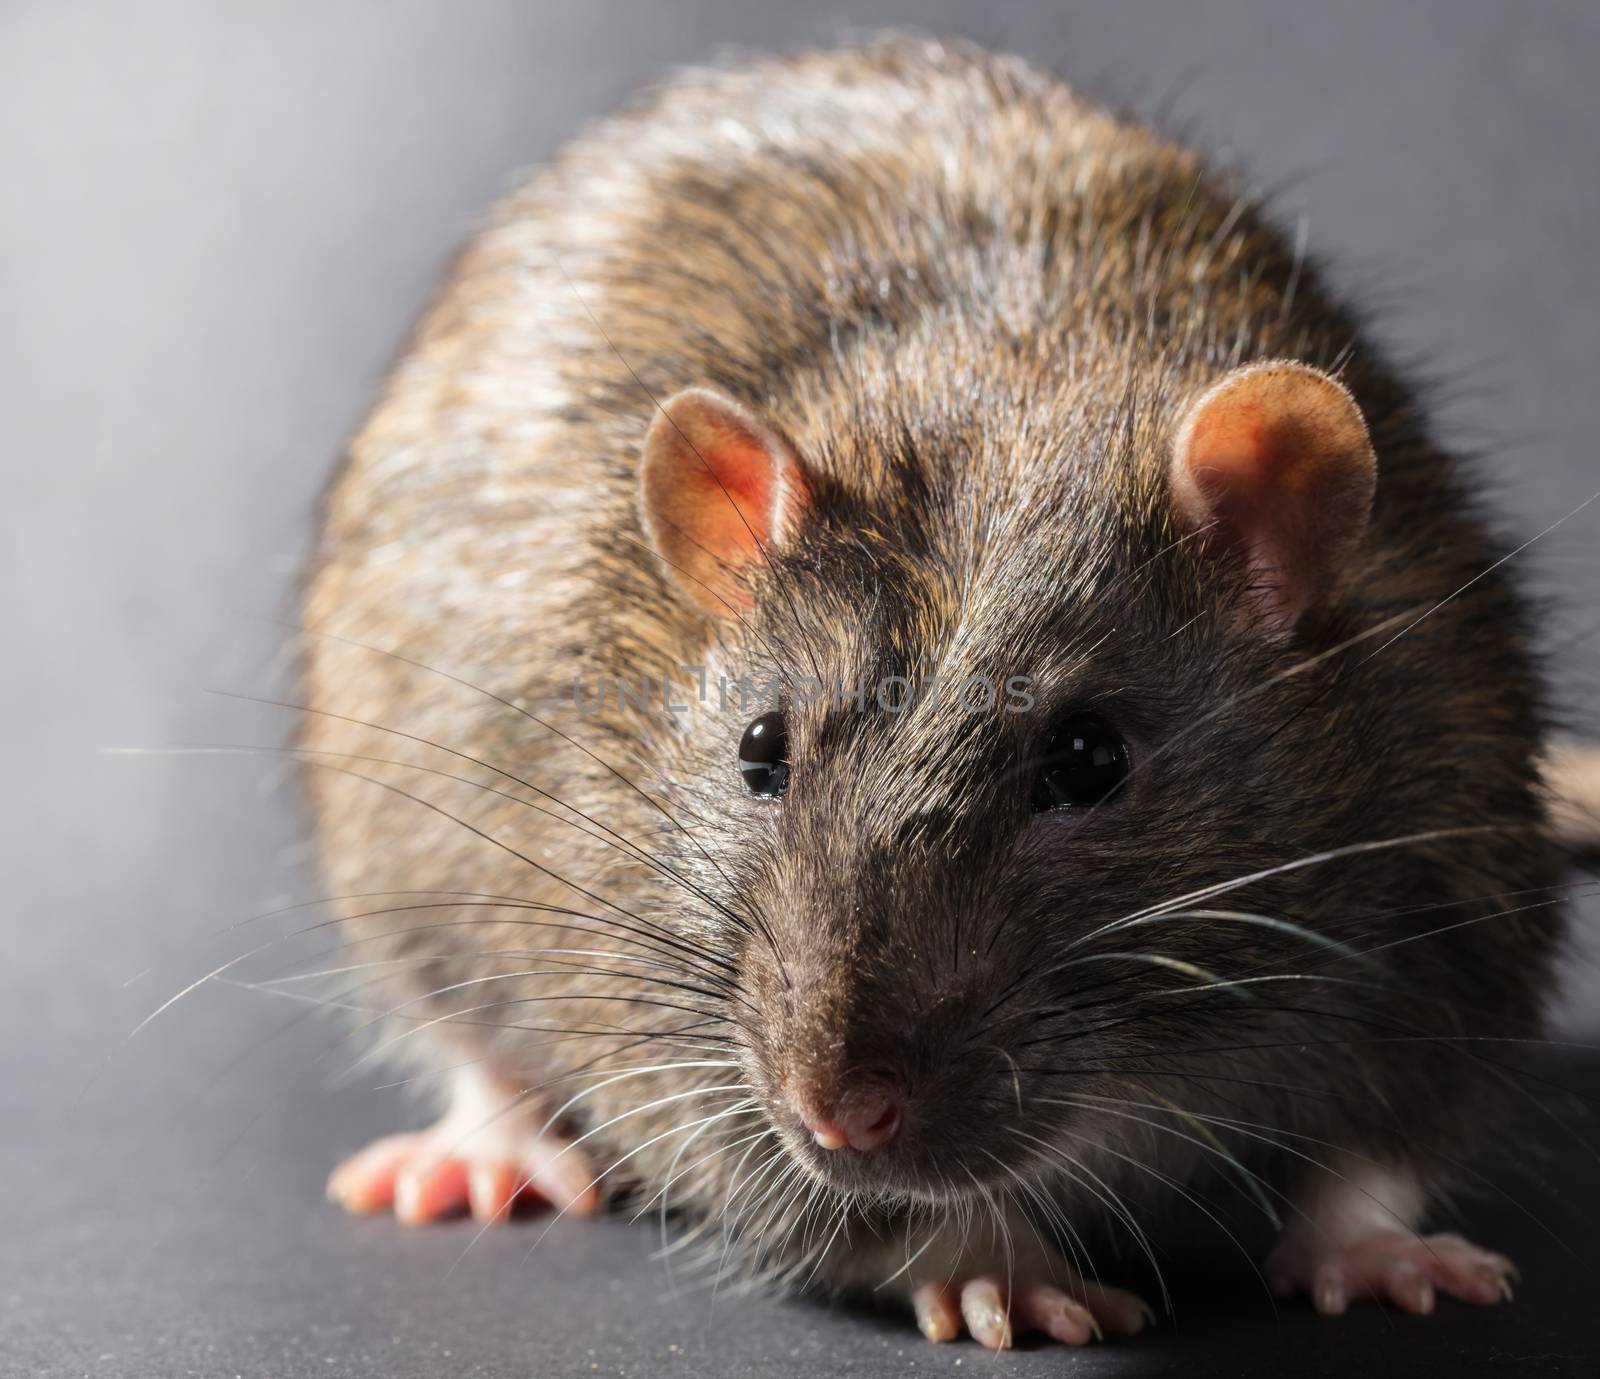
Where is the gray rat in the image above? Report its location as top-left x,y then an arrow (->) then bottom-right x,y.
304,35 -> 1599,1348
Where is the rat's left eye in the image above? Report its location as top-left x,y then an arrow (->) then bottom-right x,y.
1032,713 -> 1129,810
738,712 -> 790,797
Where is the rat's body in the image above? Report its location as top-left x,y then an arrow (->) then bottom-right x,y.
307,38 -> 1578,1345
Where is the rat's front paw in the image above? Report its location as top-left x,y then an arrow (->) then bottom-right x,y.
1267,1229 -> 1516,1316
326,1066 -> 599,1225
910,1274 -> 1152,1349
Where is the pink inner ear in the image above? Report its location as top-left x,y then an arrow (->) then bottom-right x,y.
683,430 -> 782,559
1171,364 -> 1376,630
1184,429 -> 1315,620
639,388 -> 810,617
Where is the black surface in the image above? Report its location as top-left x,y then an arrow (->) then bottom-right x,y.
5,1 -> 1600,1375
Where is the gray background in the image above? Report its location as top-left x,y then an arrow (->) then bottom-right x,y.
4,2 -> 1599,1376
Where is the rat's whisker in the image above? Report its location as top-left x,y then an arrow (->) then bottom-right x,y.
1009,1128 -> 1171,1318
273,625 -> 789,966
1070,825 -> 1538,956
119,741 -> 734,936
347,984 -> 735,1072
216,972 -> 732,1048
247,706 -> 763,960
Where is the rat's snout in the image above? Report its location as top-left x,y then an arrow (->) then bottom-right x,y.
744,863 -> 1006,1188
787,1077 -> 904,1153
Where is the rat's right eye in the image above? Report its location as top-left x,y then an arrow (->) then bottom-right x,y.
1032,713 -> 1129,811
738,712 -> 790,797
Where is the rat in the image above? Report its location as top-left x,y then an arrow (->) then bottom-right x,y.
302,35 -> 1600,1349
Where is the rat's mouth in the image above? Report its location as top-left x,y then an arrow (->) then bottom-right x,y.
770,1091 -> 1018,1205
783,1130 -> 953,1202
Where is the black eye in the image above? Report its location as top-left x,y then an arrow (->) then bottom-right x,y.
738,712 -> 790,797
1032,713 -> 1129,811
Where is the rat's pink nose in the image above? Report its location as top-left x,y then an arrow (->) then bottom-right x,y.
791,1080 -> 904,1153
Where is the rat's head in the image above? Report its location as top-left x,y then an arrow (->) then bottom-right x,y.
636,360 -> 1399,1207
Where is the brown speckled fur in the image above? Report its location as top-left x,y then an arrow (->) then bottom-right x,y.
303,37 -> 1562,1295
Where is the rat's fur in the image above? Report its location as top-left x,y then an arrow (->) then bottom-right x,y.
303,37 -> 1564,1301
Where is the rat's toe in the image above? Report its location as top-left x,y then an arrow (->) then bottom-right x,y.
1384,1258 -> 1436,1315
1077,1279 -> 1155,1336
1014,1280 -> 1098,1345
958,1277 -> 1014,1349
911,1282 -> 962,1342
466,1161 -> 523,1224
326,1133 -> 418,1215
518,1135 -> 601,1216
394,1155 -> 470,1225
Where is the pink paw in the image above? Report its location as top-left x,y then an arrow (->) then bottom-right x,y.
326,1099 -> 599,1226
1268,1230 -> 1517,1317
911,1274 -> 1152,1349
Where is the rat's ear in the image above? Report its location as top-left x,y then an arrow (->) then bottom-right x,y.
1169,361 -> 1377,632
639,387 -> 810,616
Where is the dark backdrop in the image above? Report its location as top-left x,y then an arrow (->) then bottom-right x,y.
4,3 -> 1598,1376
